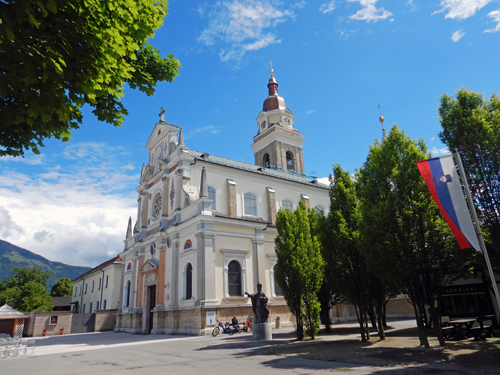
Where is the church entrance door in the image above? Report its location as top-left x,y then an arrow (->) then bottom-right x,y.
147,285 -> 156,333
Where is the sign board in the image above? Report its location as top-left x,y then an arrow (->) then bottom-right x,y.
206,311 -> 216,326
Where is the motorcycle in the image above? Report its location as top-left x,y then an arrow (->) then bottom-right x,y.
212,321 -> 237,337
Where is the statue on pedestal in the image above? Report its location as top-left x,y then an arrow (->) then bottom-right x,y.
245,283 -> 269,324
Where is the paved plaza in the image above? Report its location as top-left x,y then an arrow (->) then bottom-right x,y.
1,319 -> 498,375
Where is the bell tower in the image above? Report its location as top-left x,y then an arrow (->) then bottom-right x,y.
251,69 -> 305,174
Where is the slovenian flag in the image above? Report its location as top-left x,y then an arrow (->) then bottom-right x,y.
416,154 -> 480,251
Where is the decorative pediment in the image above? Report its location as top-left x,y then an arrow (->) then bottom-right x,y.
141,257 -> 160,273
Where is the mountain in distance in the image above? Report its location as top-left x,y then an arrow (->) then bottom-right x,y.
0,239 -> 91,289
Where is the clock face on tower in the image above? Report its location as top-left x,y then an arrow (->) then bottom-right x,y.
284,118 -> 291,126
261,120 -> 266,128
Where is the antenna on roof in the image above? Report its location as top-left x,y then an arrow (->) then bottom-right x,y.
378,104 -> 386,140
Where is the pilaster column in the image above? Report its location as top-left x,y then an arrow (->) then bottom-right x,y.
157,246 -> 166,306
254,229 -> 266,290
169,239 -> 180,308
136,250 -> 145,308
266,187 -> 276,223
195,230 -> 216,304
226,179 -> 237,217
301,194 -> 310,208
162,177 -> 169,217
142,194 -> 149,228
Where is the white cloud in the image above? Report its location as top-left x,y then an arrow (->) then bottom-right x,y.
307,110 -> 316,114
430,137 -> 435,143
0,170 -> 136,267
198,0 -> 294,64
184,125 -> 222,141
244,34 -> 281,50
320,1 -> 335,13
347,0 -> 393,22
0,206 -> 25,238
0,142 -> 139,267
431,146 -> 450,156
0,155 -> 44,165
452,29 -> 465,41
317,176 -> 330,186
432,0 -> 494,20
485,9 -> 500,32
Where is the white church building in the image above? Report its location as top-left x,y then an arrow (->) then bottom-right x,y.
114,71 -> 330,335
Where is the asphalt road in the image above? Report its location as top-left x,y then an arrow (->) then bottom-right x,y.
0,328 -> 495,375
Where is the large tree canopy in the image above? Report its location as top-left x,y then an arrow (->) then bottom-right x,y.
274,201 -> 324,340
438,89 -> 500,259
358,126 -> 475,347
51,277 -> 73,297
0,267 -> 54,312
1,0 -> 181,156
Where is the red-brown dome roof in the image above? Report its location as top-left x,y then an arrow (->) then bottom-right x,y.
263,76 -> 286,112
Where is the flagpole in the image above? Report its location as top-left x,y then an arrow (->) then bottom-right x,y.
455,151 -> 500,316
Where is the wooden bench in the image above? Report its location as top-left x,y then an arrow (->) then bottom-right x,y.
440,316 -> 455,340
470,315 -> 495,340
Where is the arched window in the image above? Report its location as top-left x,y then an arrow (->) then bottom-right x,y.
184,239 -> 192,250
186,263 -> 193,299
208,186 -> 216,210
103,300 -> 107,310
281,199 -> 293,210
105,275 -> 109,288
244,193 -> 257,216
315,206 -> 325,216
274,266 -> 283,296
96,301 -> 100,310
228,260 -> 242,296
263,153 -> 270,168
125,280 -> 131,307
286,151 -> 294,171
89,302 -> 93,312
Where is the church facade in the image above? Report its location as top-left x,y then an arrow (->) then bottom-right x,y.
114,72 -> 330,335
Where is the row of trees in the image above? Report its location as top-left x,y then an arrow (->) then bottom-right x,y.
275,88 -> 499,346
0,267 -> 73,313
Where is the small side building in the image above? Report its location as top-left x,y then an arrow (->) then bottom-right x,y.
0,303 -> 28,338
71,256 -> 123,314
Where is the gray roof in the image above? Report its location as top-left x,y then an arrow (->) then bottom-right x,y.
189,150 -> 329,189
0,304 -> 28,319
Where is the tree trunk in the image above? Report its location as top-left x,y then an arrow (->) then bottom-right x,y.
354,304 -> 367,342
376,303 -> 386,340
412,301 -> 429,348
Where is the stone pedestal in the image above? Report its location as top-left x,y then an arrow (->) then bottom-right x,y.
252,323 -> 272,340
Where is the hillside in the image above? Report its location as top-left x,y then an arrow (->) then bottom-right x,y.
0,239 -> 91,288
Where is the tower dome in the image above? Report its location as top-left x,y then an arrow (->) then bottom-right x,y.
263,72 -> 286,112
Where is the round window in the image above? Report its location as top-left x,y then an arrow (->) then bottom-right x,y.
153,193 -> 162,218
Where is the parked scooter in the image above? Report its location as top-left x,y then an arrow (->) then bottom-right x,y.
212,321 -> 238,337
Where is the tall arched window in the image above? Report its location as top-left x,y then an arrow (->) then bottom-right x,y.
186,263 -> 193,299
315,206 -> 325,216
125,280 -> 131,307
228,261 -> 242,296
286,151 -> 294,171
263,153 -> 270,168
274,266 -> 283,296
244,193 -> 257,216
208,186 -> 216,210
281,199 -> 293,210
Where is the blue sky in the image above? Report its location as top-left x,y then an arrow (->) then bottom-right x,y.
1,0 -> 500,267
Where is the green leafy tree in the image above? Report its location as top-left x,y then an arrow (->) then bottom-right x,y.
438,89 -> 500,262
323,164 -> 388,341
358,126 -> 475,347
275,201 -> 324,340
0,267 -> 54,312
1,0 -> 181,157
51,277 -> 73,297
